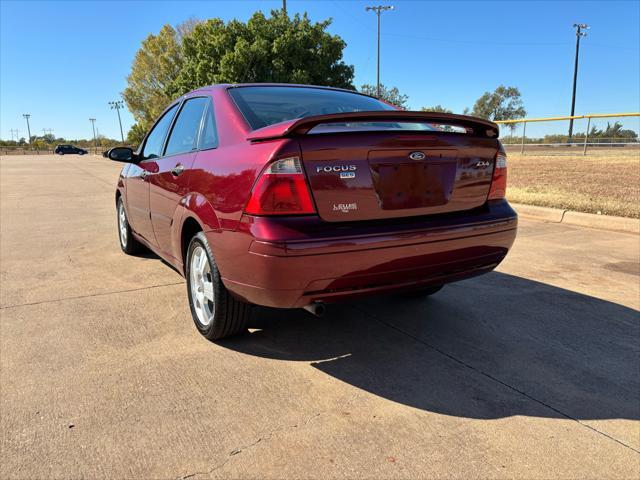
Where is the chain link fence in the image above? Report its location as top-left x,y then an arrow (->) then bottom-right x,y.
497,112 -> 639,156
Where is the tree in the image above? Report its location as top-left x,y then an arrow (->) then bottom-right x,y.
471,85 -> 526,135
170,10 -> 354,96
122,23 -> 187,134
176,17 -> 200,43
421,105 -> 452,113
127,123 -> 147,146
471,85 -> 526,121
359,84 -> 408,109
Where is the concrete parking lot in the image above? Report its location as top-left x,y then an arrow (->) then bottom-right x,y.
1,154 -> 638,479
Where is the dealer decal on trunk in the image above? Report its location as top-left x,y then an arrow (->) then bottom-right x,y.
333,203 -> 358,213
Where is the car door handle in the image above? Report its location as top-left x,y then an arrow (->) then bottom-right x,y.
171,164 -> 185,176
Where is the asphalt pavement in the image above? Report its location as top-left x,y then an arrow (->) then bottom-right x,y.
1,154 -> 638,479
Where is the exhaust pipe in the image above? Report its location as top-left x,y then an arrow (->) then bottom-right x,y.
303,302 -> 326,317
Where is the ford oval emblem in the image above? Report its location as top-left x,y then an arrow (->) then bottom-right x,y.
409,151 -> 426,161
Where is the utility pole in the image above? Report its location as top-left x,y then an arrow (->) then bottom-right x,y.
109,100 -> 125,143
10,129 -> 19,141
282,0 -> 286,13
568,23 -> 589,140
365,5 -> 394,99
22,114 -> 32,145
89,118 -> 97,152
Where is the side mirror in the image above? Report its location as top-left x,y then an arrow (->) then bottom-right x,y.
107,147 -> 138,163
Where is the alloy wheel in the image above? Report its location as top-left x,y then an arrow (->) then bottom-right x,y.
118,201 -> 128,248
189,245 -> 215,326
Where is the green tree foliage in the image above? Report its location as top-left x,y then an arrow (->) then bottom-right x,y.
126,123 -> 147,146
122,24 -> 186,134
170,10 -> 354,96
594,121 -> 638,139
471,85 -> 526,122
359,84 -> 408,109
421,105 -> 452,113
541,121 -> 639,144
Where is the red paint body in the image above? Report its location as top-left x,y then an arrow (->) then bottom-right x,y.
116,84 -> 517,308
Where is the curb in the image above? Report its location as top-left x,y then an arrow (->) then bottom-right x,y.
510,203 -> 639,234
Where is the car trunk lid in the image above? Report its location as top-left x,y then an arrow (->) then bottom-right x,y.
248,112 -> 500,222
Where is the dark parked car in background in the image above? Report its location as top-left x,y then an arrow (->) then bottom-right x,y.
107,84 -> 518,340
55,144 -> 87,155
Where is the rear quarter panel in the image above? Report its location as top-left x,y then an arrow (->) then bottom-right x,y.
187,88 -> 298,231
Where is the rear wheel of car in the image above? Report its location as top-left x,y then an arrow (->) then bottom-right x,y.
117,197 -> 143,254
186,232 -> 250,340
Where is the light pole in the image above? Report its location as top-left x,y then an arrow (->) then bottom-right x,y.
568,23 -> 589,140
89,118 -> 97,152
109,100 -> 125,143
365,5 -> 394,98
22,114 -> 32,145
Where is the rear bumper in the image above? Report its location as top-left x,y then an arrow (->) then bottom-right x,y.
213,200 -> 517,308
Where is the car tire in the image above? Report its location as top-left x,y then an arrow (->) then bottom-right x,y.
186,232 -> 250,340
402,284 -> 444,298
117,196 -> 143,255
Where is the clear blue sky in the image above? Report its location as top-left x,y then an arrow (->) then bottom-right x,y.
1,0 -> 639,140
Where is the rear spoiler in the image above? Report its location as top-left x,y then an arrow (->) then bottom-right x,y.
247,111 -> 500,142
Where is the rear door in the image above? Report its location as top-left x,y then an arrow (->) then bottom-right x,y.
125,103 -> 178,244
148,96 -> 210,258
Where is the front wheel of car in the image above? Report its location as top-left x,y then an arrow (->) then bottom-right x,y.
117,197 -> 143,255
186,232 -> 250,340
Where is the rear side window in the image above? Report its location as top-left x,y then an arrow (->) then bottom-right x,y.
228,86 -> 395,130
198,101 -> 218,150
142,104 -> 178,159
164,97 -> 209,156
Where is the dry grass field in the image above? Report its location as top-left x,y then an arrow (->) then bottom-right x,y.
507,152 -> 640,218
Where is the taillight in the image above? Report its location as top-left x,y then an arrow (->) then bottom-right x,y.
488,145 -> 507,200
244,157 -> 316,215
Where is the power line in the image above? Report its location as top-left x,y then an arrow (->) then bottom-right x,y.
382,31 -> 572,47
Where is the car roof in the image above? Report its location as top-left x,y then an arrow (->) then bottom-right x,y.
187,83 -> 370,97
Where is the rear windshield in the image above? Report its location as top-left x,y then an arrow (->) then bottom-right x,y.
228,86 -> 395,130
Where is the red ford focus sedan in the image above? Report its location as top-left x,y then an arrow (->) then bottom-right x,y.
107,84 -> 517,340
